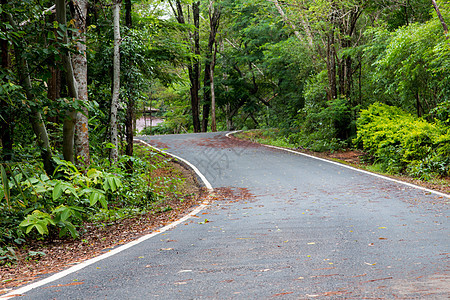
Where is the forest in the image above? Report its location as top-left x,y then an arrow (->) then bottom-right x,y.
0,0 -> 449,260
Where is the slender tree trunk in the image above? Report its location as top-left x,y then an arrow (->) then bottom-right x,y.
172,0 -> 200,132
47,11 -> 61,107
124,0 -> 134,172
416,90 -> 422,117
110,0 -> 121,163
432,0 -> 449,35
226,103 -> 233,130
72,0 -> 90,166
0,0 -> 13,161
201,67 -> 211,132
7,14 -> 54,174
56,0 -> 78,163
46,13 -> 61,133
202,2 -> 221,132
210,42 -> 217,132
326,32 -> 337,100
125,0 -> 132,27
191,1 -> 201,133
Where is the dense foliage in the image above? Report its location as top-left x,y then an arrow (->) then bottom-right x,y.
355,103 -> 450,179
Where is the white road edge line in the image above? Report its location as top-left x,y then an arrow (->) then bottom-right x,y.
226,131 -> 449,199
1,139 -> 213,299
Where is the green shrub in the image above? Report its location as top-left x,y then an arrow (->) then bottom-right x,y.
355,103 -> 450,179
0,144 -> 189,251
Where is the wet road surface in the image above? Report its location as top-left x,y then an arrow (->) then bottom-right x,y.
10,132 -> 449,299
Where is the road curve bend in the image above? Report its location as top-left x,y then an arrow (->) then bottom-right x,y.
6,131 -> 449,299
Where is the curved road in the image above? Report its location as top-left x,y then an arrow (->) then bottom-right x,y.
7,132 -> 449,299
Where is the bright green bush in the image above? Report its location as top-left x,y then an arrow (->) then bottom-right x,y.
355,103 -> 450,179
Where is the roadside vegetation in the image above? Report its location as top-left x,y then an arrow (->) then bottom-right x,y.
236,103 -> 449,182
0,143 -> 202,289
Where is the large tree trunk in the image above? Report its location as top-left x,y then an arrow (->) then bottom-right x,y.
56,0 -> 78,163
72,0 -> 90,167
109,0 -> 121,163
7,14 -> 54,174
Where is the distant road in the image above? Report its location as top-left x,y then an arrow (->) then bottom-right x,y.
135,116 -> 163,133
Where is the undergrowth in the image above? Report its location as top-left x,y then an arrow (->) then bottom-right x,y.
355,103 -> 449,180
0,144 -> 187,266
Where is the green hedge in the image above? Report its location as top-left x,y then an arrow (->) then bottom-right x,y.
355,103 -> 450,179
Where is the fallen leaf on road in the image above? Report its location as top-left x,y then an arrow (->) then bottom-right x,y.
160,248 -> 173,251
364,262 -> 377,266
45,282 -> 84,288
272,292 -> 293,297
311,274 -> 340,278
307,242 -> 316,245
360,276 -> 393,283
323,290 -> 347,296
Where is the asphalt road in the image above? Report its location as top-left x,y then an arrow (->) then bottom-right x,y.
8,132 -> 449,299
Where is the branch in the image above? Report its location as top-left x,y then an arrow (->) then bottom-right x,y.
267,0 -> 308,46
19,5 -> 56,27
432,0 -> 449,36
